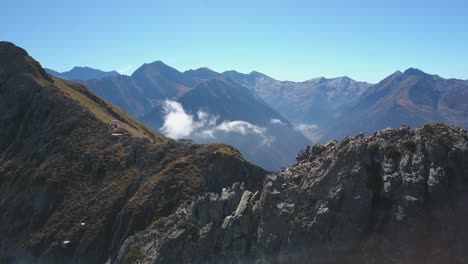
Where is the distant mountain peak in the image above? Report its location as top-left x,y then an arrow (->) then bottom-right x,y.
140,60 -> 170,69
223,70 -> 241,75
44,65 -> 120,81
403,68 -> 428,77
136,61 -> 172,71
184,67 -> 217,74
249,70 -> 274,80
310,76 -> 328,84
71,66 -> 92,70
132,60 -> 182,78
196,67 -> 214,71
250,70 -> 262,75
335,76 -> 351,81
381,70 -> 403,80
149,60 -> 165,65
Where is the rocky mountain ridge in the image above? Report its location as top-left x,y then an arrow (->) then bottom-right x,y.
0,41 -> 265,263
115,123 -> 468,263
45,67 -> 120,81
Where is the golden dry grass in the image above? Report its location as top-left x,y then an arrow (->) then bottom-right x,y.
35,76 -> 165,143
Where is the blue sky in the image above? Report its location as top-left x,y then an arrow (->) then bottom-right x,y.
3,0 -> 467,83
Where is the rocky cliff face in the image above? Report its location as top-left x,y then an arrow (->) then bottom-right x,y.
117,123 -> 468,263
0,42 -> 265,263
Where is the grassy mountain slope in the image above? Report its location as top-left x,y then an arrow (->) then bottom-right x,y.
0,41 -> 265,263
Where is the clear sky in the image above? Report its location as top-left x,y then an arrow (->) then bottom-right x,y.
2,0 -> 467,83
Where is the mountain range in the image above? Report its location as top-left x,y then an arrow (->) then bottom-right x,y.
0,41 -> 265,263
222,68 -> 468,141
172,77 -> 309,170
4,42 -> 468,264
45,57 -> 468,171
45,66 -> 120,81
222,70 -> 372,128
324,68 -> 468,139
3,41 -> 468,263
74,62 -> 310,170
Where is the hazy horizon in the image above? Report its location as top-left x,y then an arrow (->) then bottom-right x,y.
44,62 -> 452,85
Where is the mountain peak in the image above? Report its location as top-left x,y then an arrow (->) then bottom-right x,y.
148,60 -> 166,66
311,76 -> 328,84
381,70 -> 403,80
132,60 -> 182,78
184,67 -> 218,75
71,66 -> 91,70
336,75 -> 351,80
223,70 -> 240,75
136,60 -> 171,71
0,41 -> 27,57
249,70 -> 274,80
250,70 -> 264,76
403,68 -> 428,77
69,66 -> 119,74
45,66 -> 119,81
182,67 -> 220,87
196,67 -> 215,71
0,41 -> 52,82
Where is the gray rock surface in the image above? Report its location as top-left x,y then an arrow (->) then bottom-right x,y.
116,123 -> 468,263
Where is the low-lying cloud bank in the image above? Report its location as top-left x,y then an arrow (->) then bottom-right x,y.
294,123 -> 323,142
160,100 -> 196,139
270,118 -> 286,125
160,100 -> 274,145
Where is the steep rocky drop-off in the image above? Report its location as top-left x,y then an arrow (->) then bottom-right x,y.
0,42 -> 265,263
117,123 -> 468,264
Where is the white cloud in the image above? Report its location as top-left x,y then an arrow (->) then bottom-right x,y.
160,100 -> 195,139
294,123 -> 323,142
200,129 -> 215,138
270,118 -> 285,125
159,100 -> 273,146
117,65 -> 133,75
197,110 -> 218,127
214,120 -> 266,135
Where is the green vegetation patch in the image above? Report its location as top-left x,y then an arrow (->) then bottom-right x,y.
367,141 -> 380,153
402,140 -> 417,152
150,216 -> 168,229
123,245 -> 143,264
175,220 -> 192,230
384,144 -> 400,160
208,143 -> 243,159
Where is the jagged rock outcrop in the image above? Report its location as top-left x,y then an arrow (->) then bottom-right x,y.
117,123 -> 468,263
0,42 -> 265,264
